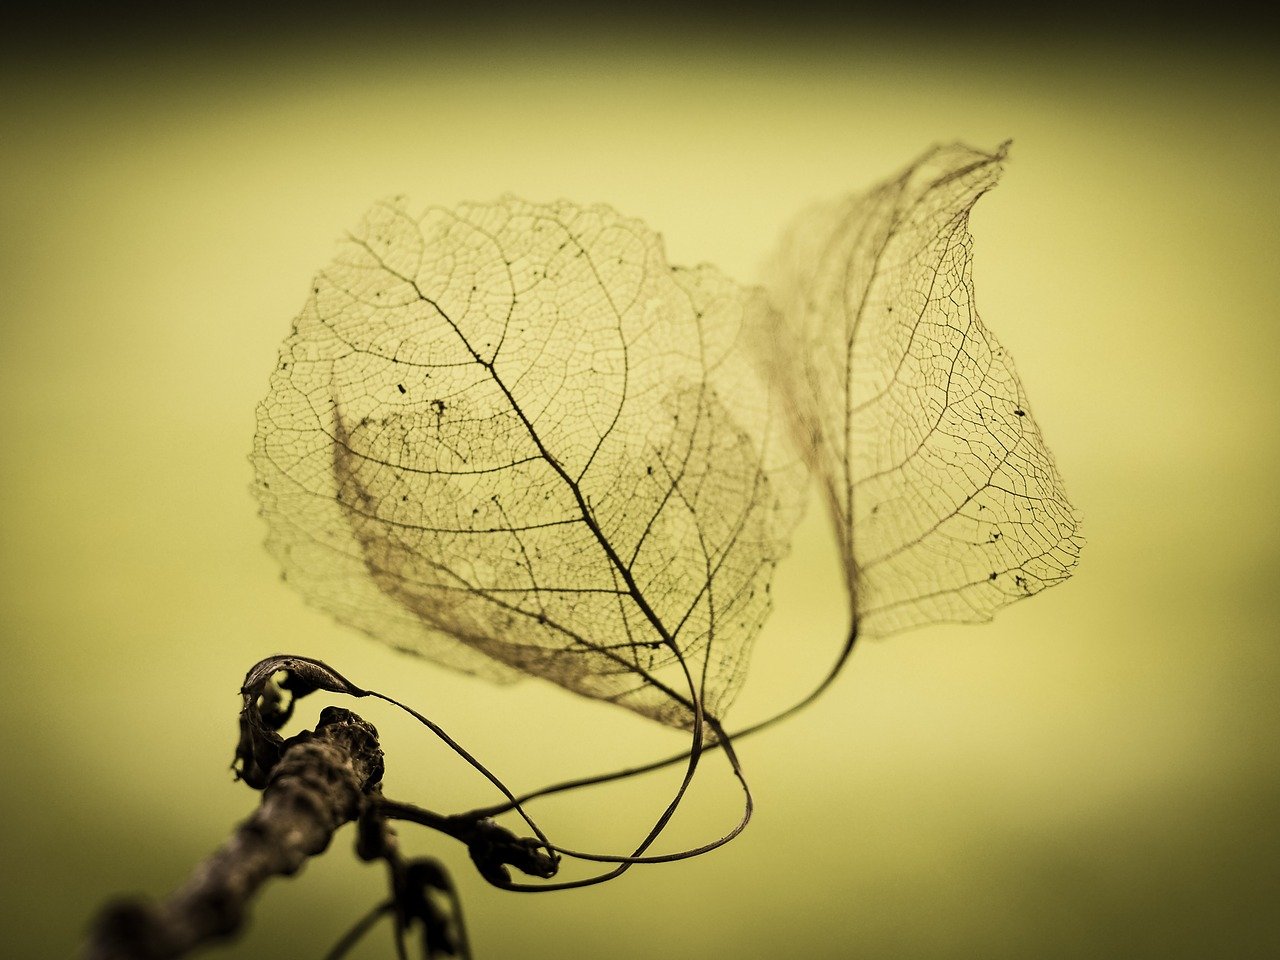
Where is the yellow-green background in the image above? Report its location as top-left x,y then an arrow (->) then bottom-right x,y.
3,25 -> 1278,959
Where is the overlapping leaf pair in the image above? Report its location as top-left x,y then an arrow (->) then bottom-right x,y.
251,142 -> 1082,887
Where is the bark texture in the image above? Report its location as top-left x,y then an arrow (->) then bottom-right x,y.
84,706 -> 384,960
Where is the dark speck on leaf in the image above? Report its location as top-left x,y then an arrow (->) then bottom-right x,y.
432,399 -> 446,416
1014,408 -> 1026,417
397,384 -> 406,394
989,572 -> 998,580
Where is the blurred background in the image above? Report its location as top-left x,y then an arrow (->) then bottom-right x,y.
3,5 -> 1278,958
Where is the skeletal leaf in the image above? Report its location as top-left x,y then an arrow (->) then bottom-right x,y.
765,143 -> 1082,638
253,197 -> 804,729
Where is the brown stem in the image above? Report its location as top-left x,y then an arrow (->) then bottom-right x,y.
83,706 -> 385,960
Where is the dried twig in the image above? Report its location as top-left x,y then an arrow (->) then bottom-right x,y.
84,705 -> 384,960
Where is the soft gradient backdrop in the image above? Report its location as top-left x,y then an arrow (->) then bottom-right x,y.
3,17 -> 1278,960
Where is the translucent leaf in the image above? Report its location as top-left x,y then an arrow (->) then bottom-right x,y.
765,143 -> 1082,638
253,197 -> 804,729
